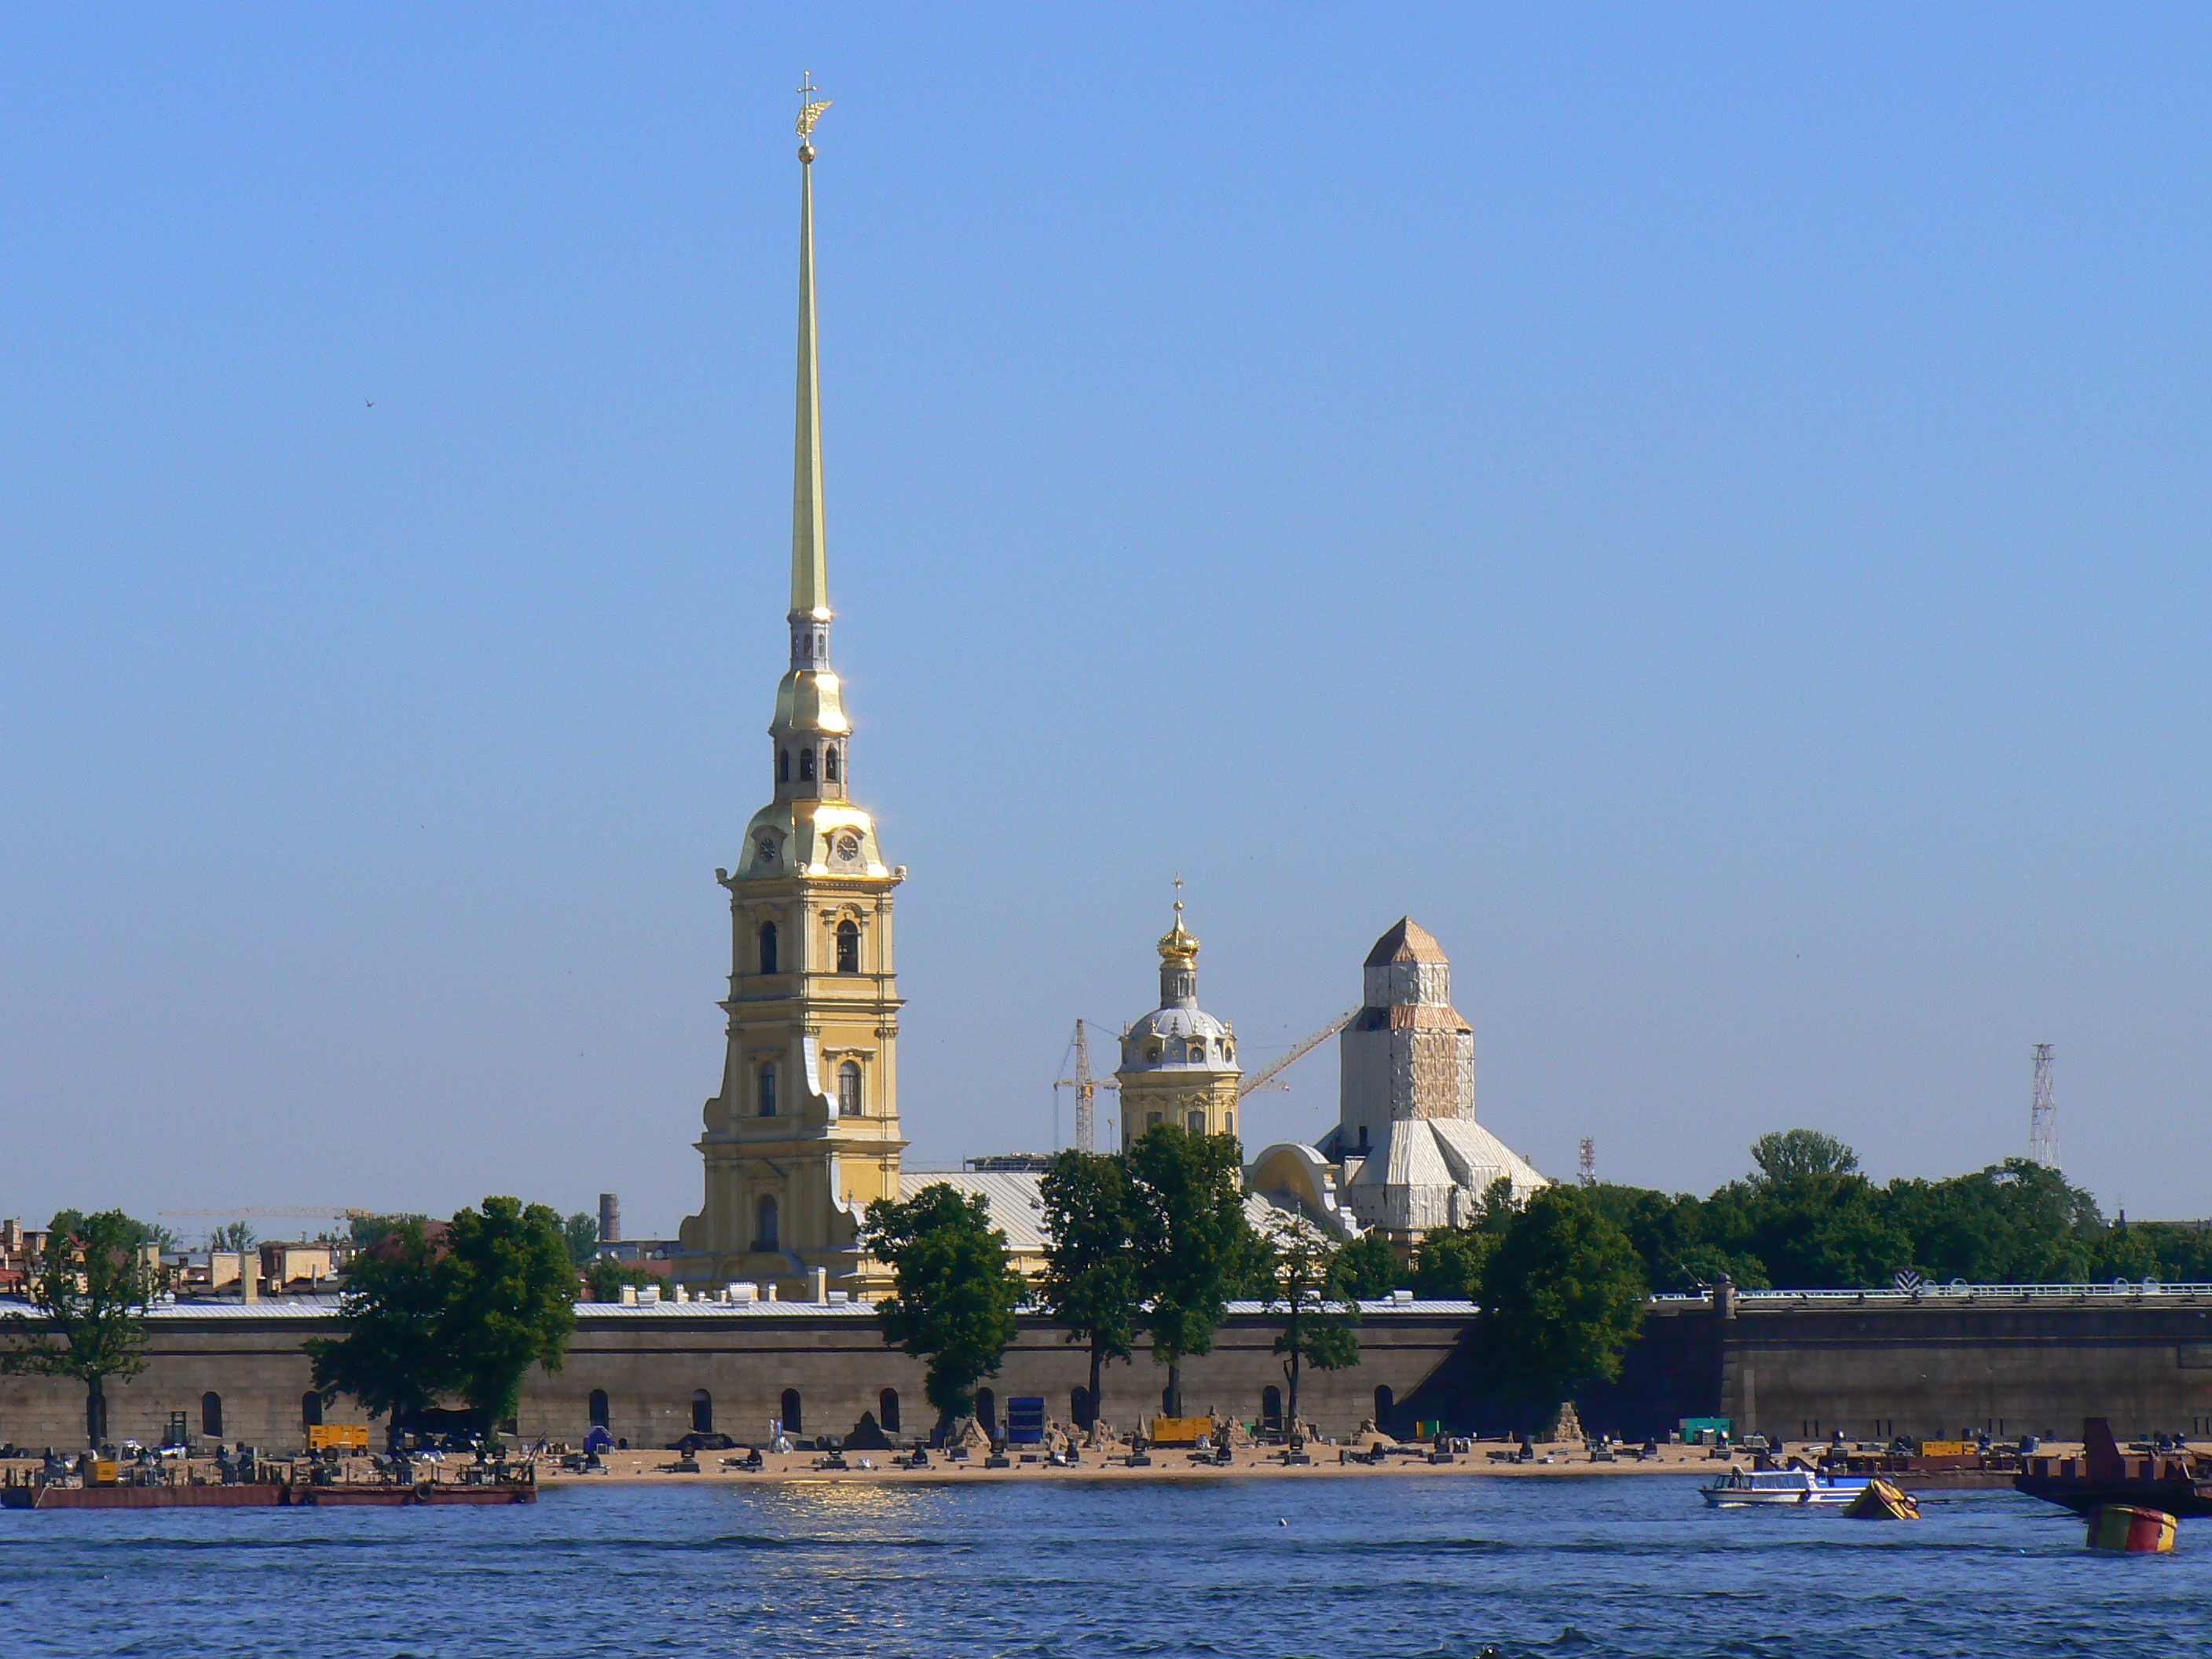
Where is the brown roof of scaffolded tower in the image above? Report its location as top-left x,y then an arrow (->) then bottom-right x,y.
1363,916 -> 1448,968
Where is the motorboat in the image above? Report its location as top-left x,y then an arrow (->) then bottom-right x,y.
1701,1466 -> 1870,1507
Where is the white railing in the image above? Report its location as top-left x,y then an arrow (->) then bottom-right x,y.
1653,1280 -> 2212,1306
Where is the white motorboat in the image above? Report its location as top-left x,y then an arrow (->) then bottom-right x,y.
1701,1466 -> 1870,1507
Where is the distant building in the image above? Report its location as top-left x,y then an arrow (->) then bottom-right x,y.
1114,896 -> 1243,1151
1251,918 -> 1546,1251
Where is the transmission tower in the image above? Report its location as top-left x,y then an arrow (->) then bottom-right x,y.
1578,1137 -> 1596,1186
2028,1043 -> 2059,1168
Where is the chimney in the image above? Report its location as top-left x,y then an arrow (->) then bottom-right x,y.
810,1266 -> 829,1304
598,1192 -> 620,1245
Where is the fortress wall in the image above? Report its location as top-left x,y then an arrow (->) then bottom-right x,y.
0,1306 -> 1474,1452
1718,1296 -> 2212,1443
8,1297 -> 2208,1454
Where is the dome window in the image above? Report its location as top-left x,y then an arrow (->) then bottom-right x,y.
825,745 -> 840,782
836,920 -> 860,973
800,748 -> 815,781
838,1060 -> 862,1116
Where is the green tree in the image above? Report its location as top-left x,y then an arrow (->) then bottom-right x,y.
1333,1233 -> 1403,1299
562,1211 -> 599,1269
49,1210 -> 176,1253
1881,1160 -> 2102,1285
1749,1129 -> 1859,1184
1259,1217 -> 1360,1431
208,1220 -> 258,1254
1,1210 -> 169,1444
1126,1126 -> 1253,1418
308,1219 -> 455,1448
863,1184 -> 1024,1428
310,1199 -> 577,1445
347,1212 -> 428,1253
1038,1150 -> 1139,1428
1478,1185 -> 1647,1421
584,1258 -> 655,1302
439,1197 -> 578,1432
1410,1225 -> 1496,1299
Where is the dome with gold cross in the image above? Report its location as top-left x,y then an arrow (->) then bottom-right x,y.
1115,885 -> 1243,1150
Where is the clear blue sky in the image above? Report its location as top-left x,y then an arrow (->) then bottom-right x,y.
2,6 -> 2207,1238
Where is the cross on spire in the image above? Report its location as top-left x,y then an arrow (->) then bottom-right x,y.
796,71 -> 833,144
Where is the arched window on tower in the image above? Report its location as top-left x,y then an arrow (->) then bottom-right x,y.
836,919 -> 859,973
778,748 -> 789,782
758,922 -> 779,976
838,1060 -> 862,1117
1187,1110 -> 1206,1134
825,745 -> 840,783
756,1195 -> 779,1251
757,1064 -> 778,1118
800,747 -> 815,781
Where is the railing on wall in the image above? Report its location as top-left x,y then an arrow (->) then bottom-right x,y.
1654,1280 -> 2212,1306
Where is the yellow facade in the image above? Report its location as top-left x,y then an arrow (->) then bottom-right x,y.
1115,904 -> 1243,1151
676,101 -> 903,1296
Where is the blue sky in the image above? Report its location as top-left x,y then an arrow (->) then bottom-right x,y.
2,6 -> 2207,1236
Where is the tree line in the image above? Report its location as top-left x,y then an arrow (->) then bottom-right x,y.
1360,1129 -> 2212,1309
864,1124 -> 1361,1437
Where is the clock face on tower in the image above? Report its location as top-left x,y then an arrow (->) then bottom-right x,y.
830,832 -> 863,870
756,836 -> 779,868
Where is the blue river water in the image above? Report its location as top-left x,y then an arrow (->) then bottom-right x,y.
0,1474 -> 2201,1658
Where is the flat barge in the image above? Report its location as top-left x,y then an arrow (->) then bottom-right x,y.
2014,1418 -> 2212,1519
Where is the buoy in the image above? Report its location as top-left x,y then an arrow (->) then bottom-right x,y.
1278,1518 -> 1287,1526
1843,1478 -> 1920,1521
2086,1503 -> 2178,1554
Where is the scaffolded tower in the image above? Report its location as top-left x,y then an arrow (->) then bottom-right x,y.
2029,1043 -> 2060,1168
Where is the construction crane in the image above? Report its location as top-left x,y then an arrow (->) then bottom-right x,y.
1053,1005 -> 1355,1153
1236,1009 -> 1356,1099
1052,1020 -> 1117,1154
158,1208 -> 378,1220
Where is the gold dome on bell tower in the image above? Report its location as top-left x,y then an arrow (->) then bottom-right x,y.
1115,880 -> 1243,1152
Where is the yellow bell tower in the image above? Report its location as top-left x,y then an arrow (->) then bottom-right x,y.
676,81 -> 905,1294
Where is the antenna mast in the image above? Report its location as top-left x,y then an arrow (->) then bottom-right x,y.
1578,1137 -> 1596,1186
2028,1042 -> 2059,1168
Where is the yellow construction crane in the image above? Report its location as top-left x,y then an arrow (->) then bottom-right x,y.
158,1208 -> 379,1220
1236,1009 -> 1357,1100
1053,1006 -> 1356,1153
1052,1019 -> 1117,1153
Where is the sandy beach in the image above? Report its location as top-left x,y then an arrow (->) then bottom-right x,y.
536,1437 -> 2056,1487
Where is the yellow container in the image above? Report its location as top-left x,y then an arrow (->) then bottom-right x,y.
307,1424 -> 371,1452
88,1459 -> 119,1485
1147,1416 -> 1214,1447
1917,1441 -> 1972,1457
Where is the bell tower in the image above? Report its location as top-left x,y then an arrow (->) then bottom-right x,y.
676,81 -> 906,1294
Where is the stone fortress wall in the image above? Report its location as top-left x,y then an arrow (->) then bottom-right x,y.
5,1292 -> 2210,1452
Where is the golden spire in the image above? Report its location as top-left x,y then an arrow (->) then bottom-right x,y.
1158,873 -> 1199,965
790,73 -> 830,620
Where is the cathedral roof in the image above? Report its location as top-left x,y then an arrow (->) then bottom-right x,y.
1364,917 -> 1448,968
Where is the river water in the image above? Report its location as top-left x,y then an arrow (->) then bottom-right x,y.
0,1474 -> 2200,1657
